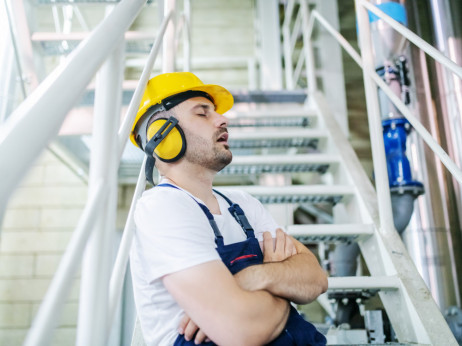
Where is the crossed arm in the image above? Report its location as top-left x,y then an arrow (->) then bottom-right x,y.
164,229 -> 328,345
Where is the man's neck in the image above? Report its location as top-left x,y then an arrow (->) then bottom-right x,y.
163,162 -> 217,205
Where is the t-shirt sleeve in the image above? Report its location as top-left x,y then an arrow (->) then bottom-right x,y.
133,188 -> 220,282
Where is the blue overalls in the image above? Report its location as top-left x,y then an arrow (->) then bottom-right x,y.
158,184 -> 326,346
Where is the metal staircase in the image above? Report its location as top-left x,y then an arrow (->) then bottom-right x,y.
209,90 -> 456,345
127,88 -> 457,345
2,0 -> 461,345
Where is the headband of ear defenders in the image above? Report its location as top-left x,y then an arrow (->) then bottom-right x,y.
161,90 -> 214,111
144,117 -> 179,186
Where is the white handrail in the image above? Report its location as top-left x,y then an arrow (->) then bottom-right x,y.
0,0 -> 147,214
304,9 -> 462,187
117,10 -> 175,158
357,0 -> 462,79
107,158 -> 147,334
24,181 -> 108,346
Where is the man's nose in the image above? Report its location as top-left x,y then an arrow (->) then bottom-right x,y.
214,111 -> 229,128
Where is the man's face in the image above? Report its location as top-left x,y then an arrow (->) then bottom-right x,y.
174,96 -> 232,172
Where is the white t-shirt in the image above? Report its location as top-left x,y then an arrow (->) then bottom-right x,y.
130,181 -> 279,346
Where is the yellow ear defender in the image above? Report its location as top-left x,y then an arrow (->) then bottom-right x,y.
146,118 -> 186,162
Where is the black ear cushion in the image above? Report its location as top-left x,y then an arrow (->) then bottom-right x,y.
146,119 -> 187,162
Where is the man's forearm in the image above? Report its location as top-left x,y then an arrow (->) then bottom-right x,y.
238,290 -> 290,345
236,253 -> 327,304
164,260 -> 291,346
234,240 -> 328,304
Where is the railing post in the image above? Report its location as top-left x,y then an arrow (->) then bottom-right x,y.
76,35 -> 125,346
163,0 -> 176,72
300,0 -> 317,93
282,0 -> 295,89
183,0 -> 191,72
355,0 -> 395,233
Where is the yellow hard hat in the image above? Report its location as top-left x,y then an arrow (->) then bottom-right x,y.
130,72 -> 234,149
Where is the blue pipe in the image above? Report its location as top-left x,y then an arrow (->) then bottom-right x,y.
382,118 -> 422,189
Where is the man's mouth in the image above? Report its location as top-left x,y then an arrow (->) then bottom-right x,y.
217,131 -> 229,144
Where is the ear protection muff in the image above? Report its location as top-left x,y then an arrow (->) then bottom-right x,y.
146,118 -> 186,162
143,116 -> 187,186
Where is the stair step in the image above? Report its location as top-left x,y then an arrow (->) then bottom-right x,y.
222,185 -> 354,205
227,109 -> 317,128
32,32 -> 155,56
287,223 -> 374,243
228,129 -> 327,149
228,116 -> 315,128
38,0 -> 155,3
327,276 -> 400,294
231,90 -> 307,103
219,154 -> 338,175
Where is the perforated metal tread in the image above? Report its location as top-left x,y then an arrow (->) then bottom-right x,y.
37,0 -> 155,3
218,154 -> 339,175
228,129 -> 328,150
227,109 -> 317,128
327,276 -> 400,294
228,116 -> 314,128
231,90 -> 307,103
286,223 -> 374,244
32,33 -> 155,56
221,185 -> 354,205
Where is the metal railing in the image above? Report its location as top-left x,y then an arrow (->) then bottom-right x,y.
283,0 -> 462,233
0,0 -> 190,344
281,0 -> 461,343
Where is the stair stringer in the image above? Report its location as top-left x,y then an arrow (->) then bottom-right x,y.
311,91 -> 457,345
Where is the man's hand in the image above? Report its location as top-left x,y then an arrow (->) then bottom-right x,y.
262,228 -> 297,262
178,314 -> 210,344
235,231 -> 328,305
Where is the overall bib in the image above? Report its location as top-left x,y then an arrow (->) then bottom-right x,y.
158,184 -> 326,346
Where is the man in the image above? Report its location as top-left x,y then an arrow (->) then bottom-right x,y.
130,72 -> 328,346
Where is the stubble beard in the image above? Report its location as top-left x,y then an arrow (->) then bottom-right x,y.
183,131 -> 233,172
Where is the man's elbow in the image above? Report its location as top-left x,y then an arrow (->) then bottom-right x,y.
319,271 -> 328,294
299,271 -> 328,305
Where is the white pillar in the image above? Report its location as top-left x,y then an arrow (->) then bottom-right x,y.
76,36 -> 125,346
163,0 -> 176,73
256,0 -> 283,90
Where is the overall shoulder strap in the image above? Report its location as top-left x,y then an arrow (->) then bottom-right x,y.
157,184 -> 224,244
213,189 -> 256,239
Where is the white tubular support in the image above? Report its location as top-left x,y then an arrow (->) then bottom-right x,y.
355,0 -> 396,233
77,38 -> 125,346
23,181 -> 107,346
358,0 -> 462,79
117,11 -> 174,158
182,0 -> 191,72
300,0 -> 316,93
282,0 -> 295,89
163,0 -> 176,73
0,0 -> 146,215
107,158 -> 147,334
310,11 -> 363,67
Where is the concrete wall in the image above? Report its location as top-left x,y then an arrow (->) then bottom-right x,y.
0,150 -> 86,345
0,150 -> 133,345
